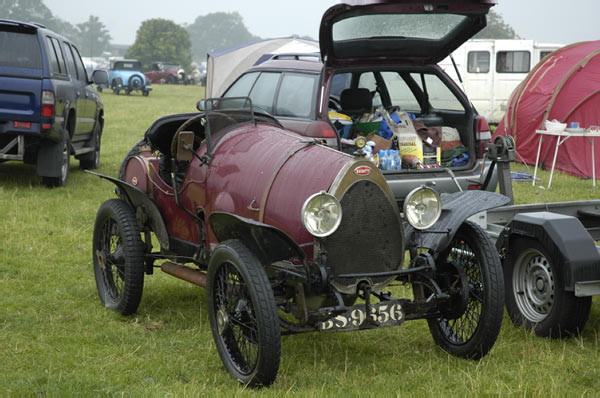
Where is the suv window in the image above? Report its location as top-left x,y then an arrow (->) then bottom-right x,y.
71,46 -> 88,82
45,36 -> 61,74
0,30 -> 42,69
248,72 -> 280,114
496,51 -> 530,73
411,73 -> 464,111
275,73 -> 318,118
62,42 -> 78,79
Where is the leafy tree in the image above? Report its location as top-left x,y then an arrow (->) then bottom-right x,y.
76,15 -> 111,57
127,18 -> 192,72
475,10 -> 520,39
0,0 -> 78,41
186,12 -> 260,62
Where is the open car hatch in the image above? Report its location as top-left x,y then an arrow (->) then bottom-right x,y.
319,0 -> 496,67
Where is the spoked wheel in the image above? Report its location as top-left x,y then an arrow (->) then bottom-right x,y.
504,237 -> 591,337
428,221 -> 504,359
207,240 -> 280,387
92,199 -> 145,315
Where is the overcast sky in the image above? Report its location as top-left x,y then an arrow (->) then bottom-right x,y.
44,0 -> 599,46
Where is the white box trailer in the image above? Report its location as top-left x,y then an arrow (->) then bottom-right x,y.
439,40 -> 563,124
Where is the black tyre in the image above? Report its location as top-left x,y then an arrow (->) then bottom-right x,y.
130,75 -> 143,90
79,122 -> 102,169
207,240 -> 280,387
41,135 -> 70,188
92,199 -> 145,315
166,74 -> 176,84
142,90 -> 149,97
111,78 -> 122,95
427,221 -> 504,359
118,138 -> 148,181
504,237 -> 591,337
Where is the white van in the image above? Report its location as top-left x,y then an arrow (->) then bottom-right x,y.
439,40 -> 563,124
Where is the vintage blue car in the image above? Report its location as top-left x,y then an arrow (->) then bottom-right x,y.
108,59 -> 152,96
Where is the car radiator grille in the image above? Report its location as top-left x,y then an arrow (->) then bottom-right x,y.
323,180 -> 403,289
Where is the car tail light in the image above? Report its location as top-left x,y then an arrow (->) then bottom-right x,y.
468,184 -> 482,190
305,121 -> 339,147
476,116 -> 491,158
41,90 -> 55,118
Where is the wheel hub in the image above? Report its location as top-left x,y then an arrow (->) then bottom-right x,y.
216,306 -> 228,335
438,261 -> 469,319
513,249 -> 555,322
96,250 -> 107,270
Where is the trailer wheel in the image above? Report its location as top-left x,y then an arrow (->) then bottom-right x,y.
504,237 -> 591,338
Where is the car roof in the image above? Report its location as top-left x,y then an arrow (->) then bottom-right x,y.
0,19 -> 67,40
249,58 -> 323,73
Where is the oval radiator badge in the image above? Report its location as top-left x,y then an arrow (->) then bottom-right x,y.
354,166 -> 371,176
131,176 -> 138,186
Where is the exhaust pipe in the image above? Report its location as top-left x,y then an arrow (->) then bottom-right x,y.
161,262 -> 207,288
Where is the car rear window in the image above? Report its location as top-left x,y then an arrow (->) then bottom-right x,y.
333,14 -> 467,41
0,30 -> 42,69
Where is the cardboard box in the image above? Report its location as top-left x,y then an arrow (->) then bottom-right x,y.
366,133 -> 392,153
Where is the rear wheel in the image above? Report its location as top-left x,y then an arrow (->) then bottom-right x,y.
207,240 -> 280,387
504,237 -> 591,337
427,221 -> 504,359
92,199 -> 145,315
167,75 -> 176,84
42,135 -> 70,188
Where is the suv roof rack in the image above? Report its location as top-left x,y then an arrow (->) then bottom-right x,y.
31,22 -> 46,29
270,53 -> 321,62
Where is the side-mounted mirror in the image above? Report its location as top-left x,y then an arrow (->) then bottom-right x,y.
174,131 -> 195,162
196,99 -> 213,112
92,69 -> 108,85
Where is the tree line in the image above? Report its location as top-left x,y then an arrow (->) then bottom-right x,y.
1,0 -> 519,73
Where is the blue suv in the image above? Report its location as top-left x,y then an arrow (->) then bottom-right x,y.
0,19 -> 108,187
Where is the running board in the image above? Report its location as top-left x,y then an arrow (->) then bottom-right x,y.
73,147 -> 94,156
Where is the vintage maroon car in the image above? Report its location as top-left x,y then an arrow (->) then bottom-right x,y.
90,94 -> 509,386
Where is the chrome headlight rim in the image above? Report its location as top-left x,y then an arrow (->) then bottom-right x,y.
403,186 -> 442,230
301,191 -> 343,238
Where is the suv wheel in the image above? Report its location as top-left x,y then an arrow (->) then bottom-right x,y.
42,135 -> 70,188
80,122 -> 102,169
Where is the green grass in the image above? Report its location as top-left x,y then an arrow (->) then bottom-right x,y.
2,85 -> 600,395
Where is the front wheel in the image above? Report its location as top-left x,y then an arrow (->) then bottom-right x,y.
92,199 -> 145,315
427,221 -> 504,359
79,122 -> 101,169
504,237 -> 591,337
207,240 -> 281,387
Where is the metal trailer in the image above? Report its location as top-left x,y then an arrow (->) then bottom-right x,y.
470,136 -> 600,337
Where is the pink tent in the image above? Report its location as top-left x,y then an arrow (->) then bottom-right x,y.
494,40 -> 600,179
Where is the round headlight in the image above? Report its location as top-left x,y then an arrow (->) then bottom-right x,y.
301,191 -> 342,238
404,186 -> 442,230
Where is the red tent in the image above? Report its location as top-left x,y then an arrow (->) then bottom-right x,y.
494,40 -> 600,179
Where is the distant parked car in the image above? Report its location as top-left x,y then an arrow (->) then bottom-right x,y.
145,62 -> 180,84
108,59 -> 152,96
0,19 -> 107,187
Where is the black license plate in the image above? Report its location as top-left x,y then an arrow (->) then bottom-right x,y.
317,301 -> 405,332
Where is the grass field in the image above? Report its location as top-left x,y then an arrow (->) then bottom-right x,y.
1,85 -> 600,396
